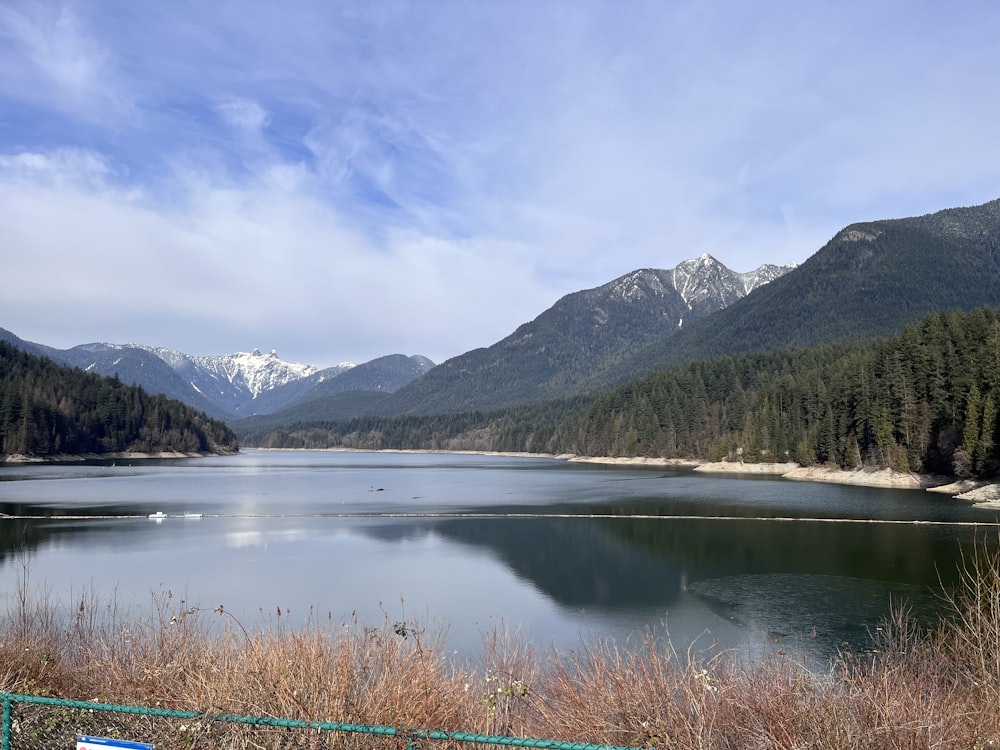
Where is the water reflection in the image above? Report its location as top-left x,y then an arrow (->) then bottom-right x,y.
437,517 -> 685,607
1,452 -> 999,659
431,513 -> 989,653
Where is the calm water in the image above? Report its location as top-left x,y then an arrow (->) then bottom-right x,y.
1,450 -> 999,661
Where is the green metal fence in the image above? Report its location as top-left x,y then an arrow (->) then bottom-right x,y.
1,693 -> 640,750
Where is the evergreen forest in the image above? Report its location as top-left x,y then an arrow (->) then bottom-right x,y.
241,307 -> 1000,480
0,342 -> 239,458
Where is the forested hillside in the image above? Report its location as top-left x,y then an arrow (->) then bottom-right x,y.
239,307 -> 1000,479
570,307 -> 999,476
0,342 -> 238,458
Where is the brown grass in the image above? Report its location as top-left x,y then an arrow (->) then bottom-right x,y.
4,547 -> 1000,749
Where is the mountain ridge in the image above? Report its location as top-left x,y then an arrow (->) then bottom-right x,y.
369,255 -> 795,415
0,328 -> 434,421
622,197 -> 1000,376
9,196 -> 999,431
2,253 -> 789,423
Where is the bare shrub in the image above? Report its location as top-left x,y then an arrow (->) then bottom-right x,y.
5,556 -> 1000,749
529,631 -> 731,748
935,535 -> 1000,702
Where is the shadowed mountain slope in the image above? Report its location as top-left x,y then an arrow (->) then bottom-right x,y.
375,256 -> 791,415
624,198 -> 1000,377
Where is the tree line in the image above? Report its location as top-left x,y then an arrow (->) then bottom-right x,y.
241,307 -> 1000,479
0,341 -> 238,458
571,307 -> 999,476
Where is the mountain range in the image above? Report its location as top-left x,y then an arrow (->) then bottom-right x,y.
5,197 -> 1000,433
0,330 -> 435,420
0,253 -> 790,424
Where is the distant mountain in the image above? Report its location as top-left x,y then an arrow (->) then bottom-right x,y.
0,329 -> 62,361
0,330 -> 434,420
19,197 -> 997,433
62,344 -> 330,419
624,197 -> 1000,375
371,255 -> 795,415
134,346 -> 332,414
0,330 -> 225,417
240,354 -> 435,419
297,354 -> 435,401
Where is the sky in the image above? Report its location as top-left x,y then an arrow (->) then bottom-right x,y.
2,1 -> 999,369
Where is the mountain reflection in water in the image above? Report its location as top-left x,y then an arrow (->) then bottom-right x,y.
1,451 -> 998,659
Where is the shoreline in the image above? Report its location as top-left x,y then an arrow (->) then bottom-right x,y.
0,449 -> 235,464
5,446 -> 999,509
304,448 -> 1000,506
562,455 -> 1000,509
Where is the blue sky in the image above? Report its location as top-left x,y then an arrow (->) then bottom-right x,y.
2,1 -> 998,367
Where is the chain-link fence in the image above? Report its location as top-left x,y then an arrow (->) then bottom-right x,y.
1,693 -> 639,750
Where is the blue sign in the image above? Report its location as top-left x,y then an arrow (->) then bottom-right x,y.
77,735 -> 153,750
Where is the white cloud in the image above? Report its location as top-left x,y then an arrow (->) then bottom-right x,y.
0,147 -> 114,189
216,96 -> 269,134
0,1 -> 131,122
1,1 -> 999,366
0,144 -> 555,365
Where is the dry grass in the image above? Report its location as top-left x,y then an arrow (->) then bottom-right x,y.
4,547 -> 1000,749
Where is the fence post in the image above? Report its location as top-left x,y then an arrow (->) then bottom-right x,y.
2,693 -> 12,750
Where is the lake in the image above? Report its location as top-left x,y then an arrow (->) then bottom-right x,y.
2,450 -> 998,662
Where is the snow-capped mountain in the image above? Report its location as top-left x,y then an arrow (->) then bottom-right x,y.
122,345 -> 355,416
671,254 -> 796,314
0,330 -> 431,421
601,255 -> 794,318
0,253 -> 792,422
134,345 -> 342,398
738,261 -> 798,293
189,349 -> 328,397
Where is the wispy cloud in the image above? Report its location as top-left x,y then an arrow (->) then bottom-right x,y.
1,1 -> 998,365
216,96 -> 269,134
0,1 -> 131,123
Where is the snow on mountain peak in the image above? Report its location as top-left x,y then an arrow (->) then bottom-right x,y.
192,349 -> 319,397
670,254 -> 737,308
739,262 -> 798,295
129,344 -> 319,398
604,255 -> 794,312
609,269 -> 669,302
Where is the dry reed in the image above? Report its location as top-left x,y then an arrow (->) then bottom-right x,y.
4,545 -> 1000,749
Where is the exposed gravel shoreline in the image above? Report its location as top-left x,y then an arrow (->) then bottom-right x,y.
568,455 -> 1000,509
